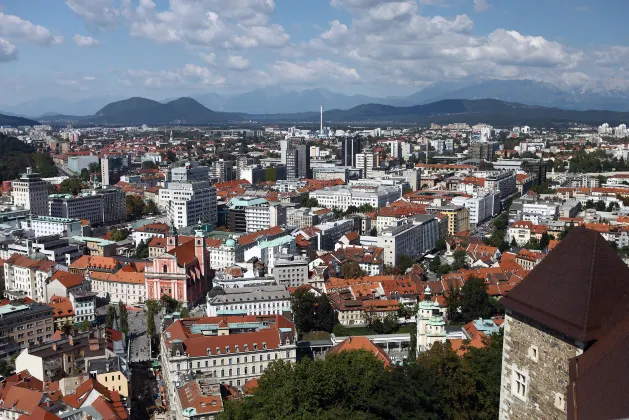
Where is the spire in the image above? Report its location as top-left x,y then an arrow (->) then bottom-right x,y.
424,284 -> 432,300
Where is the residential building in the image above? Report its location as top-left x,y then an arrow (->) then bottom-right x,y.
211,159 -> 234,182
160,181 -> 218,229
23,216 -> 82,238
427,205 -> 470,236
243,235 -> 296,269
47,271 -> 86,298
484,171 -> 517,202
0,235 -> 83,265
132,222 -> 170,246
160,315 -> 296,398
99,188 -> 126,224
377,214 -> 440,267
469,141 -> 495,161
69,291 -> 97,325
273,254 -> 309,287
4,254 -> 54,303
88,355 -> 131,398
206,286 -> 291,317
356,148 -> 378,179
244,201 -> 286,233
313,220 -> 355,251
12,168 -> 49,216
172,375 -> 223,420
0,300 -> 54,358
451,192 -> 499,227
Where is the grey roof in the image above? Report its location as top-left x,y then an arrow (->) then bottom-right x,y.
209,286 -> 290,304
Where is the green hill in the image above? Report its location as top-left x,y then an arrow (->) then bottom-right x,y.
0,113 -> 39,126
0,134 -> 58,182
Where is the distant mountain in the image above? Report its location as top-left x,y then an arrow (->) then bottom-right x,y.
0,95 -> 125,118
0,113 -> 39,126
92,97 -> 243,125
262,99 -> 629,126
193,88 -> 384,114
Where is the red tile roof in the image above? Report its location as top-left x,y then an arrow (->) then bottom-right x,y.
328,336 -> 392,367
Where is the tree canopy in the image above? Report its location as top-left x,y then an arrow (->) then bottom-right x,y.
291,288 -> 337,338
220,334 -> 503,420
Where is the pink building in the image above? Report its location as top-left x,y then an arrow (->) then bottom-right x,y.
145,230 -> 210,306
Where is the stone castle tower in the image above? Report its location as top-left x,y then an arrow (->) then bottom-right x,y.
499,227 -> 629,419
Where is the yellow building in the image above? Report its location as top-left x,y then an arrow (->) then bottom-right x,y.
435,205 -> 470,236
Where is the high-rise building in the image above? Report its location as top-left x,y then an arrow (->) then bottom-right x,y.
99,188 -> 126,224
283,140 -> 311,180
101,157 -> 110,186
295,144 -> 311,179
356,148 -> 378,179
49,193 -> 104,225
12,168 -> 49,216
469,142 -> 495,161
170,161 -> 210,182
159,181 -> 217,229
211,159 -> 234,182
340,137 -> 362,167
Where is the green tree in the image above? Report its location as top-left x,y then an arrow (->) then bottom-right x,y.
314,295 -> 337,333
180,307 -> 189,318
118,301 -> 129,335
460,276 -> 495,322
429,257 -> 441,273
595,200 -> 607,211
160,295 -> 179,314
147,308 -> 156,342
109,228 -> 130,242
166,150 -> 177,162
88,162 -> 100,174
452,249 -> 468,270
397,254 -> 414,273
106,305 -> 118,329
135,239 -> 149,259
59,177 -> 84,195
342,260 -> 365,279
464,330 -> 504,420
79,168 -> 90,182
369,227 -> 378,236
126,195 -> 146,220
345,205 -> 359,215
142,161 -> 157,169
291,288 -> 337,337
145,199 -> 159,214
61,321 -> 74,336
539,232 -> 551,249
408,328 -> 417,361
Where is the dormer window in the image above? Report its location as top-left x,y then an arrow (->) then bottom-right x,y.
235,345 -> 239,352
207,348 -> 212,356
253,343 -> 258,350
262,342 -> 267,349
244,344 -> 249,351
215,347 -> 220,355
226,346 -> 230,353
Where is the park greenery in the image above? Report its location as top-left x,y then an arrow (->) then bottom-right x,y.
291,288 -> 337,339
445,276 -> 503,323
220,331 -> 503,420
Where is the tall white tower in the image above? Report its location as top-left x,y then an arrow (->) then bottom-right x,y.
320,104 -> 323,136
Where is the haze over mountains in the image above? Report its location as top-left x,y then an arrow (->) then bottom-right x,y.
6,79 -> 629,118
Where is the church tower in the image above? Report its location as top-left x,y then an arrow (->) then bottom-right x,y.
417,285 -> 446,353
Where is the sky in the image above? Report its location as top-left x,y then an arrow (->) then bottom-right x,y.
1,0 -> 629,105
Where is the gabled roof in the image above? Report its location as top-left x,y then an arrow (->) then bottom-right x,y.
328,336 -> 392,367
501,227 -> 629,342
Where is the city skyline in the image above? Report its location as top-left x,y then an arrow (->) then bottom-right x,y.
2,0 -> 629,104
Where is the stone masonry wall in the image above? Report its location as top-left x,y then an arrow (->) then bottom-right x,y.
499,310 -> 583,420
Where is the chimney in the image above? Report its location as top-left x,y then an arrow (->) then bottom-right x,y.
52,342 -> 57,351
69,335 -> 74,346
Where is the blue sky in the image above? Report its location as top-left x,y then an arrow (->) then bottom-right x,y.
1,0 -> 628,105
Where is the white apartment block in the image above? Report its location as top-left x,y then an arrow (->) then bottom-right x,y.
23,216 -> 82,238
208,238 -> 242,270
69,291 -> 96,324
160,181 -> 218,229
4,255 -> 54,303
451,192 -> 499,227
521,202 -> 559,224
356,149 -> 377,179
314,219 -> 355,251
12,168 -> 49,216
245,203 -> 286,233
377,215 -> 440,267
309,185 -> 401,211
211,159 -> 234,182
206,286 -> 291,317
273,254 -> 309,287
160,316 -> 297,395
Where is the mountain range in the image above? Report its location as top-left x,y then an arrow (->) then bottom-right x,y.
6,78 -> 629,118
3,96 -> 626,127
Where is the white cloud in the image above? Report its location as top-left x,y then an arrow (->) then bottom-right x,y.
65,0 -> 127,29
0,12 -> 63,46
199,52 -> 216,66
83,76 -> 98,81
268,59 -> 360,83
473,0 -> 489,12
226,55 -> 250,70
73,34 -> 101,47
126,64 -> 226,87
594,46 -> 629,66
0,38 -> 17,62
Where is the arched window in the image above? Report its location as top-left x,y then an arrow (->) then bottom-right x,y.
163,264 -> 167,273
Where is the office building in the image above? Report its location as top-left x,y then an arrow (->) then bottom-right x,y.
227,197 -> 284,233
170,161 -> 211,182
24,216 -> 82,237
426,205 -> 470,236
99,188 -> 126,224
282,140 -> 311,180
159,181 -> 218,229
340,137 -> 362,167
273,254 -> 309,287
206,286 -> 291,317
309,185 -> 401,212
49,193 -> 104,226
67,155 -> 99,173
469,142 -> 495,161
12,168 -> 49,216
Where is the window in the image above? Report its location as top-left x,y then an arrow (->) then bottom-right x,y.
513,370 -> 527,400
163,264 -> 167,273
528,345 -> 539,362
554,392 -> 565,412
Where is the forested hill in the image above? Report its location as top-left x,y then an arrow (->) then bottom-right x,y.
0,134 -> 58,182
